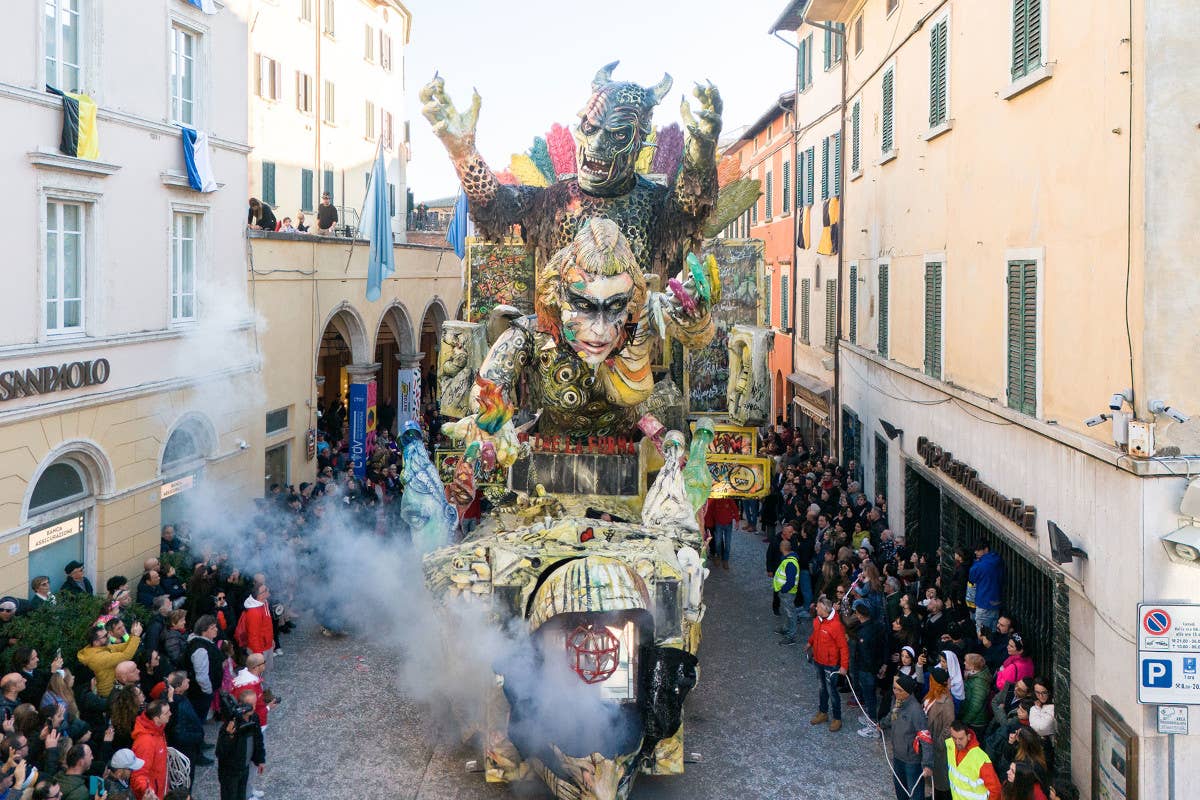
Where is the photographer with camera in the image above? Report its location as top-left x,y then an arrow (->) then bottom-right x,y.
216,690 -> 265,800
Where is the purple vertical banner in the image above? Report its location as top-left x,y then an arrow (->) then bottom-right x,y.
349,382 -> 368,478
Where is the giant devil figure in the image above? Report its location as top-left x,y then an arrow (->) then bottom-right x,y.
420,62 -> 723,280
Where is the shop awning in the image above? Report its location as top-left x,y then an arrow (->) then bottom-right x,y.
787,371 -> 832,402
793,395 -> 830,427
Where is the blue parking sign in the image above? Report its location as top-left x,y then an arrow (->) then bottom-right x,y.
1185,657 -> 1197,674
1143,659 -> 1172,688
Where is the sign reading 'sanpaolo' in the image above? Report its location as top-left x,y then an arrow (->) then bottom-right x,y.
0,358 -> 111,401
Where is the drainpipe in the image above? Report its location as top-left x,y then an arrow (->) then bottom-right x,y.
803,16 -> 847,461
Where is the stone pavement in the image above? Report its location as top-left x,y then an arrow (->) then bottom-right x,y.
190,526 -> 895,799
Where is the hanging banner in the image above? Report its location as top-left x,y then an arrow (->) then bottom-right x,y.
398,368 -> 421,427
349,382 -> 368,478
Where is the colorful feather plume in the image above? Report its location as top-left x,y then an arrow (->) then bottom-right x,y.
650,123 -> 683,180
529,137 -> 557,185
496,169 -> 519,186
635,129 -> 657,175
474,377 -> 515,434
509,153 -> 549,187
546,123 -> 577,178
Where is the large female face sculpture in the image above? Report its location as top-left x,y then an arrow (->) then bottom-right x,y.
559,269 -> 635,366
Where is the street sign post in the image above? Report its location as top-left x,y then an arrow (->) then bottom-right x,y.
1137,603 -> 1200,705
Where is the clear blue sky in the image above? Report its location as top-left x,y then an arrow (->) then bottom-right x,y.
403,0 -> 795,202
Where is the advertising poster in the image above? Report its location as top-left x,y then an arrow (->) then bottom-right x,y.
1091,695 -> 1138,800
465,237 -> 535,322
685,239 -> 764,414
349,382 -> 368,478
398,368 -> 421,427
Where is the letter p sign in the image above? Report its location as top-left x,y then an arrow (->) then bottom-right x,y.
1143,659 -> 1172,688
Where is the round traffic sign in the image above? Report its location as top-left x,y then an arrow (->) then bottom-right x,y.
1143,608 -> 1172,636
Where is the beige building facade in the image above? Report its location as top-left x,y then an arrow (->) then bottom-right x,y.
787,0 -> 1200,794
0,1 -> 258,597
249,233 -> 461,491
248,0 -> 411,237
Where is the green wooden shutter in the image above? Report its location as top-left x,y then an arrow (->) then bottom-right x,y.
824,27 -> 832,70
929,20 -> 948,126
806,34 -> 814,87
848,263 -> 858,343
805,148 -> 815,206
882,69 -> 895,153
821,137 -> 830,199
782,160 -> 791,214
751,193 -> 758,224
1007,261 -> 1037,414
765,171 -> 773,218
1012,0 -> 1042,80
851,102 -> 861,172
765,277 -> 772,326
824,278 -> 836,350
878,264 -> 889,358
780,273 -> 790,329
800,278 -> 811,344
262,161 -> 276,206
300,168 -> 313,211
924,262 -> 943,379
833,133 -> 842,197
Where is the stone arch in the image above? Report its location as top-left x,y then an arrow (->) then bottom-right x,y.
22,439 -> 116,524
319,302 -> 370,365
376,301 -> 417,355
420,297 -> 449,337
159,411 -> 218,477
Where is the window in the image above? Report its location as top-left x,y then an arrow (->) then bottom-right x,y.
301,168 -> 313,212
171,212 -> 197,322
833,133 -> 842,197
256,55 -> 282,101
874,433 -> 888,500
765,171 -> 773,218
322,80 -> 335,124
170,26 -> 196,124
800,278 -> 811,344
261,161 -> 276,206
751,192 -> 758,225
1007,260 -> 1037,415
821,136 -> 830,200
364,25 -> 375,62
854,14 -> 864,55
1011,0 -> 1043,80
321,0 -> 335,36
805,147 -> 815,206
881,66 -> 895,154
380,32 -> 393,71
45,200 -> 84,334
388,183 -> 396,218
765,275 -> 772,325
322,168 -> 333,198
299,0 -> 313,22
824,22 -> 844,69
30,462 -> 87,516
878,263 -> 890,358
381,110 -> 394,150
798,33 -> 813,91
851,100 -> 861,173
364,100 -> 376,140
44,0 -> 82,92
296,71 -> 313,113
782,160 -> 791,215
929,17 -> 949,126
824,279 -> 837,351
848,263 -> 858,343
266,407 -> 289,435
924,261 -> 943,379
780,273 -> 790,329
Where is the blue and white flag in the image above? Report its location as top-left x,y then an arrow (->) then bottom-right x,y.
445,192 -> 470,259
184,0 -> 219,14
361,147 -> 395,301
181,127 -> 217,192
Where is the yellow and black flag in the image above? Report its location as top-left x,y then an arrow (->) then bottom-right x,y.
797,205 -> 810,249
817,197 -> 841,256
46,86 -> 99,160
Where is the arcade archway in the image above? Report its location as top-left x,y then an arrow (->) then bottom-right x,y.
373,303 -> 418,434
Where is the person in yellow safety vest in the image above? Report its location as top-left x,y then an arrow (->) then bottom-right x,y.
946,720 -> 1002,800
772,538 -> 801,644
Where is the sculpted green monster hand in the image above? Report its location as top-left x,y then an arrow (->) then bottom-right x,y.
419,74 -> 480,161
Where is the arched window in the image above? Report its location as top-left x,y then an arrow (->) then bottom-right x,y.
28,461 -> 89,516
161,417 -> 213,475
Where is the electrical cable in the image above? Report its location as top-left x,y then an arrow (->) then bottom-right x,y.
831,669 -> 925,798
951,398 -> 1013,426
841,356 -> 951,406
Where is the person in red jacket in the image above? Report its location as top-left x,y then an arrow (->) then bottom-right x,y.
236,583 -> 275,672
806,597 -> 850,731
131,700 -> 171,800
703,497 -> 740,571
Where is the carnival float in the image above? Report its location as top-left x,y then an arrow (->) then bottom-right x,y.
402,62 -> 777,800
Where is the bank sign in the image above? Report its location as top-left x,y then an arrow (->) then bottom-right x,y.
1137,603 -> 1200,705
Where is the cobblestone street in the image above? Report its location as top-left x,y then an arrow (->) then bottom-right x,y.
190,528 -> 893,799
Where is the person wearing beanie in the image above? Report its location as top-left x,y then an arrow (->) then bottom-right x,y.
924,666 -> 956,799
888,673 -> 933,800
59,561 -> 93,596
851,599 -> 886,736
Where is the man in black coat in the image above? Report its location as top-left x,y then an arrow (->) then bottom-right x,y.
850,599 -> 887,732
217,689 -> 266,800
59,561 -> 94,595
184,616 -> 223,722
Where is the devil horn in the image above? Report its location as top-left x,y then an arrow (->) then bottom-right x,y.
592,61 -> 620,91
648,73 -> 674,106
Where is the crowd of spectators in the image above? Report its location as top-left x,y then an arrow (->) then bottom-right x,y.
247,192 -> 340,236
744,419 -> 1079,800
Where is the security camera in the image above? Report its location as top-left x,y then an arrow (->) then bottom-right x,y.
1149,400 -> 1190,424
1085,413 -> 1110,428
237,439 -> 250,450
1162,524 -> 1200,567
1109,393 -> 1126,411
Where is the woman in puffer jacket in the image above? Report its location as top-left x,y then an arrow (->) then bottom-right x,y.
959,652 -> 993,740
